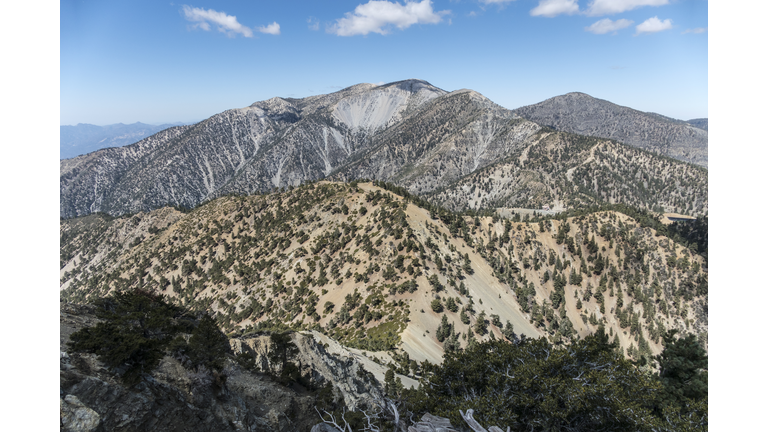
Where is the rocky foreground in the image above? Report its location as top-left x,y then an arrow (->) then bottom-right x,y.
60,299 -> 521,432
61,300 -> 498,432
60,300 -> 380,431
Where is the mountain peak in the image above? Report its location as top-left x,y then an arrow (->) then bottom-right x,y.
377,78 -> 439,91
513,92 -> 707,166
560,91 -> 595,99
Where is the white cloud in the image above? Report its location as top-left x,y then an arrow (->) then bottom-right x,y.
329,0 -> 449,36
585,18 -> 633,34
182,5 -> 254,37
307,17 -> 320,31
258,22 -> 280,35
683,27 -> 707,34
635,16 -> 672,34
586,0 -> 668,16
530,0 -> 579,18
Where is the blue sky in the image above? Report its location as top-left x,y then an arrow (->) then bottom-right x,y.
61,0 -> 708,125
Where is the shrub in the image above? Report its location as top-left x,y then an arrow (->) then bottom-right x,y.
406,331 -> 662,431
67,289 -> 187,385
430,299 -> 443,313
67,289 -> 231,386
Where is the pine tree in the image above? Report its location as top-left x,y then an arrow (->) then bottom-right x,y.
67,289 -> 186,385
446,296 -> 458,313
474,311 -> 488,335
436,315 -> 450,342
460,309 -> 470,325
656,330 -> 708,406
430,298 -> 443,313
502,321 -> 517,342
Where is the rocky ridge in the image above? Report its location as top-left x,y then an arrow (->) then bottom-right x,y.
428,130 -> 708,216
60,80 -> 707,219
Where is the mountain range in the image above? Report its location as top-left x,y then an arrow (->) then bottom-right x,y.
60,79 -> 707,220
59,80 -> 708,430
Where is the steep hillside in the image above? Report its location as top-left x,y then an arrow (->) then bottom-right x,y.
512,92 -> 708,167
60,80 -> 707,219
428,130 -> 708,216
327,90 -> 539,196
60,80 -> 445,219
61,182 -> 707,369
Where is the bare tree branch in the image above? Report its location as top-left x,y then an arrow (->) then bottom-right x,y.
460,409 -> 489,432
314,406 -> 351,432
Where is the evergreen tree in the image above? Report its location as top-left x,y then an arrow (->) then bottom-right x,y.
407,334 -> 661,431
436,315 -> 450,342
463,253 -> 474,275
185,314 -> 231,371
268,332 -> 300,380
474,311 -> 488,335
502,321 -> 517,342
67,289 -> 186,385
460,308 -> 470,325
655,330 -> 708,407
446,296 -> 459,313
443,327 -> 461,353
431,298 -> 444,313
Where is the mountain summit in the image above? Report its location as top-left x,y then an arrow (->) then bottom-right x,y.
512,92 -> 708,167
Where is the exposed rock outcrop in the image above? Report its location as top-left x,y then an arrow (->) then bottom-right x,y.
229,331 -> 385,411
59,301 -> 388,432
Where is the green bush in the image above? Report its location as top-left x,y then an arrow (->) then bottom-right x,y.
430,298 -> 443,313
406,331 -> 665,431
67,289 -> 230,386
67,289 -> 187,385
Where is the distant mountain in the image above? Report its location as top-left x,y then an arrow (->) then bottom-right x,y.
60,80 -> 707,219
686,118 -> 708,131
512,92 -> 708,167
60,122 -> 193,159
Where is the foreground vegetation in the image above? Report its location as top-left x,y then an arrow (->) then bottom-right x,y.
404,328 -> 707,431
67,289 -> 707,431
